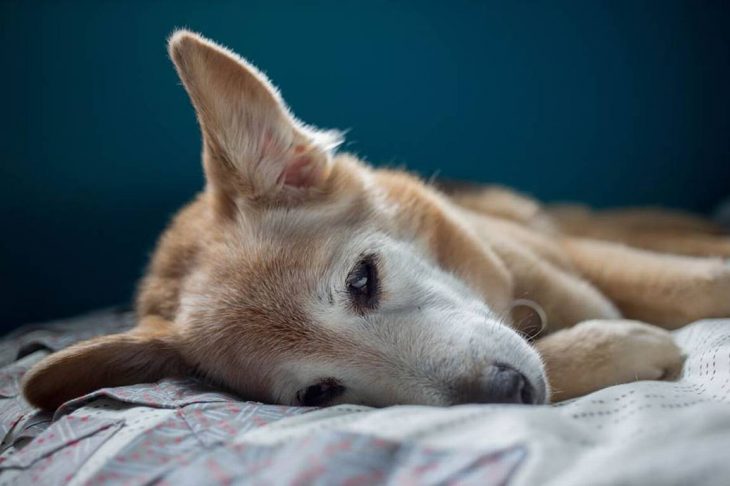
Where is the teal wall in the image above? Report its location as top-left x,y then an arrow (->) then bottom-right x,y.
1,1 -> 729,330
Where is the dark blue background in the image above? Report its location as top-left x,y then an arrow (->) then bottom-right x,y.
1,1 -> 729,331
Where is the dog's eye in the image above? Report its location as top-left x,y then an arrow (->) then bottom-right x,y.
346,256 -> 379,311
296,379 -> 346,407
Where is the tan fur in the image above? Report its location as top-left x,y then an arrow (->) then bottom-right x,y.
23,318 -> 185,410
535,320 -> 684,402
21,31 -> 730,410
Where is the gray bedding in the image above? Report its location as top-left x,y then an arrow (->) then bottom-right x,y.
1,309 -> 729,485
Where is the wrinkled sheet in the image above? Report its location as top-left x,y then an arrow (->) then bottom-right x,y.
0,309 -> 729,485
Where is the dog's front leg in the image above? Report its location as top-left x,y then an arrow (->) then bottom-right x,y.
562,238 -> 730,327
535,319 -> 685,402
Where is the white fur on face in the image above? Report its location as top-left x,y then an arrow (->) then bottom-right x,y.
272,231 -> 548,407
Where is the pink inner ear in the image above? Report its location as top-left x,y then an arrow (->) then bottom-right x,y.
279,153 -> 319,188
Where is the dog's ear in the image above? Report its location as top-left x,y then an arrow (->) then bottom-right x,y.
168,30 -> 342,207
21,326 -> 187,410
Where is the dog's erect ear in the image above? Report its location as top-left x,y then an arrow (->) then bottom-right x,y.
21,328 -> 187,410
168,30 -> 342,205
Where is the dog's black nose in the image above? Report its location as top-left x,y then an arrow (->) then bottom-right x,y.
455,363 -> 540,405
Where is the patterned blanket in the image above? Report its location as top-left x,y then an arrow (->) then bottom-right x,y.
1,309 -> 729,485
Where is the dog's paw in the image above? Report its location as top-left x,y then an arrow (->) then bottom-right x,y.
577,319 -> 685,384
538,319 -> 685,401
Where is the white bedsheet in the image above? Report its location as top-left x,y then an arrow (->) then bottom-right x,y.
233,319 -> 730,485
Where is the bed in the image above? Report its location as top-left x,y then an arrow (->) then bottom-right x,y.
1,308 -> 729,485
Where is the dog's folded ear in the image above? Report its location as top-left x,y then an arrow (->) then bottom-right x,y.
168,30 -> 343,207
21,327 -> 187,411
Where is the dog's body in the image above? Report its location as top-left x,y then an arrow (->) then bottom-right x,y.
22,31 -> 730,410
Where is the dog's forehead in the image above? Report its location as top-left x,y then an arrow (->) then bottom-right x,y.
182,239 -> 348,355
212,238 -> 327,301
223,193 -> 380,274
183,188 -> 394,349
200,216 -> 359,315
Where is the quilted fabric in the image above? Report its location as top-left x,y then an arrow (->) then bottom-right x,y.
0,309 -> 729,485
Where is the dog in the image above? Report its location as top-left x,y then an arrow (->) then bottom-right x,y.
22,31 -> 730,410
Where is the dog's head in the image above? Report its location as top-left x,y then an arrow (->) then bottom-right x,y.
22,31 -> 548,410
